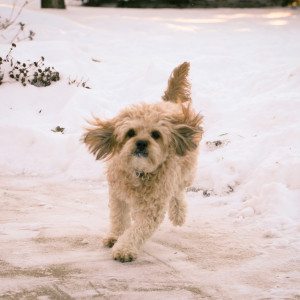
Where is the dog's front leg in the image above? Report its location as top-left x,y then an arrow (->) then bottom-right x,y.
112,203 -> 166,262
103,197 -> 130,248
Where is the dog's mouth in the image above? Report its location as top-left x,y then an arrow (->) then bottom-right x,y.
133,150 -> 148,158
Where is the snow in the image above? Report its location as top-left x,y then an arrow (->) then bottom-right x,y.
0,2 -> 300,299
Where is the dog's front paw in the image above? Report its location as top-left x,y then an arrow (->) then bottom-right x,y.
112,245 -> 137,263
102,236 -> 117,248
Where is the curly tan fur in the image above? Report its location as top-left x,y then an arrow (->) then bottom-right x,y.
84,118 -> 117,160
83,62 -> 203,262
162,61 -> 191,103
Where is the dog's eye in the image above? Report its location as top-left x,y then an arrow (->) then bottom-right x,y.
126,129 -> 136,138
151,130 -> 161,140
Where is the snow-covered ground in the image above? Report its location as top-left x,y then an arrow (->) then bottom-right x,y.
0,2 -> 299,299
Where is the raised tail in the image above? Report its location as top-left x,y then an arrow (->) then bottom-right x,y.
162,62 -> 191,104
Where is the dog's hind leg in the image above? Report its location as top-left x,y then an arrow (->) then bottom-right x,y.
168,191 -> 186,226
103,197 -> 130,248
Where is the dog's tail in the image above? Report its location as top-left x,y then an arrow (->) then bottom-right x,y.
162,62 -> 191,104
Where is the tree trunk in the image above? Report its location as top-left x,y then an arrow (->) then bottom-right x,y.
41,0 -> 66,8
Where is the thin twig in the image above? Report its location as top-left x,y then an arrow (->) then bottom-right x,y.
9,0 -> 17,21
10,1 -> 28,27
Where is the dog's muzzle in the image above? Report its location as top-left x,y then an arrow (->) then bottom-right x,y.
133,140 -> 148,157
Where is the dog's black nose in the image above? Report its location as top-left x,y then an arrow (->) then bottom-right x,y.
136,140 -> 148,151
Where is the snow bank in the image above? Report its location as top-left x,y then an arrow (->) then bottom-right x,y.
0,5 -> 299,223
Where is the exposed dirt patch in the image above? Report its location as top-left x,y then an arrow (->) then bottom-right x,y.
0,259 -> 80,280
33,235 -> 100,251
153,229 -> 258,270
1,284 -> 73,300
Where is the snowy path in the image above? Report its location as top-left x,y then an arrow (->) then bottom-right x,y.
1,176 -> 298,299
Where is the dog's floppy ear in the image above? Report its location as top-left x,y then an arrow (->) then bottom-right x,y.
83,118 -> 117,160
170,105 -> 203,156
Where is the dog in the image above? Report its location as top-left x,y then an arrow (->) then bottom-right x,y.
84,62 -> 203,262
